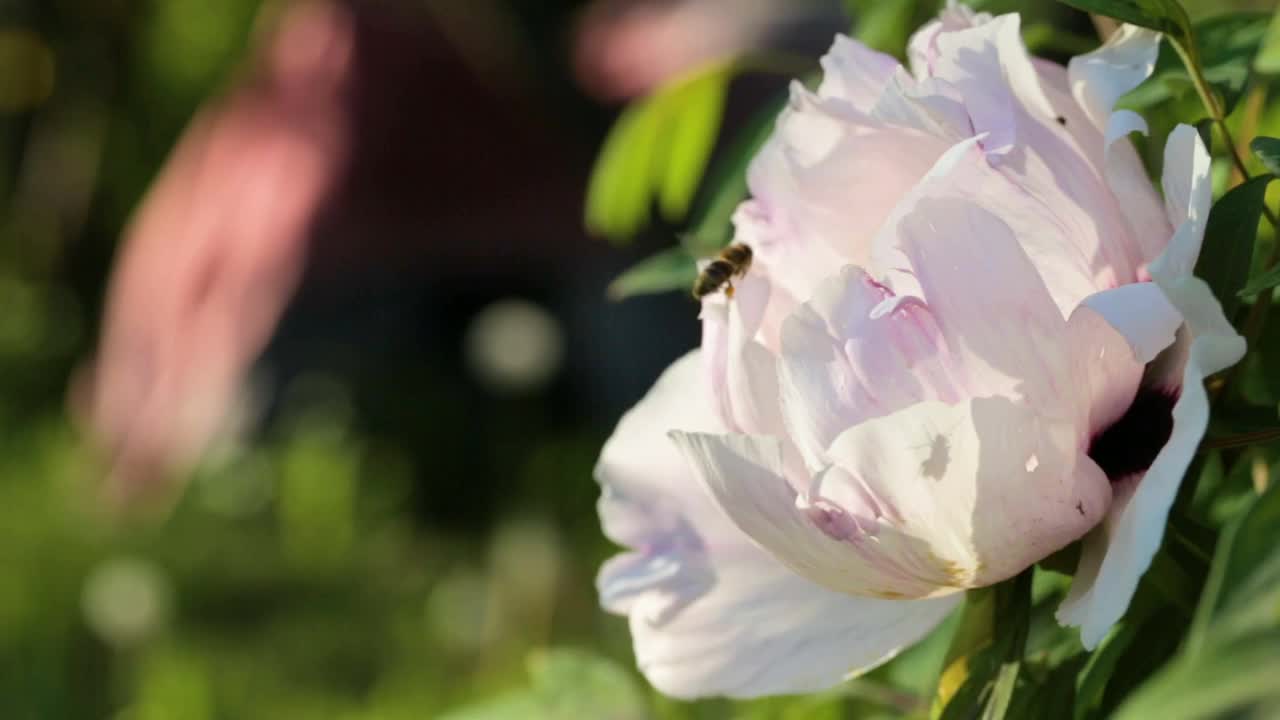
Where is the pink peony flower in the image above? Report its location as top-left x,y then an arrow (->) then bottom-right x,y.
597,6 -> 1245,698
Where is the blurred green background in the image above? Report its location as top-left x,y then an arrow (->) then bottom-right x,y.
0,0 -> 1276,719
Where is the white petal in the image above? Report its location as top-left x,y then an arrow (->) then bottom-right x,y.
778,265 -> 961,471
596,351 -> 736,550
1082,282 -> 1182,364
1057,300 -> 1242,646
1068,25 -> 1161,130
1057,127 -> 1245,644
1154,124 -> 1214,279
630,552 -> 958,699
817,35 -> 902,112
599,352 -> 959,699
823,396 -> 1112,592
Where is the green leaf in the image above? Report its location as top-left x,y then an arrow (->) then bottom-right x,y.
1119,13 -> 1270,117
1196,174 -> 1274,317
1238,262 -> 1280,298
1251,136 -> 1280,176
1188,478 -> 1280,655
606,246 -> 698,301
934,572 -> 1032,720
585,64 -> 733,242
1052,0 -> 1191,44
585,100 -> 666,241
655,71 -> 731,222
1112,629 -> 1280,720
443,648 -> 648,720
1113,483 -> 1280,720
682,93 -> 786,257
1255,10 -> 1280,75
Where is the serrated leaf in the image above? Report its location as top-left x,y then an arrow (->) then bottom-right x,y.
1052,0 -> 1191,44
1196,174 -> 1274,316
585,64 -> 733,242
1251,136 -> 1280,176
606,246 -> 698,301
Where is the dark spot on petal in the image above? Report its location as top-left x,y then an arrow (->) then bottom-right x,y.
1056,115 -> 1067,126
1088,388 -> 1178,482
1076,501 -> 1085,516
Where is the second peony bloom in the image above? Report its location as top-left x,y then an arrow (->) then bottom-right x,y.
597,5 -> 1246,699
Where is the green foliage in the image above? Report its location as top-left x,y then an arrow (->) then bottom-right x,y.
1198,173 -> 1274,315
605,92 -> 783,300
1114,483 -> 1280,718
1053,0 -> 1192,44
585,64 -> 732,241
1120,12 -> 1271,118
1255,11 -> 1280,75
439,649 -> 648,720
1252,136 -> 1280,176
606,245 -> 698,301
934,572 -> 1032,720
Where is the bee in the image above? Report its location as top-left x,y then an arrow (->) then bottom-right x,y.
692,243 -> 753,300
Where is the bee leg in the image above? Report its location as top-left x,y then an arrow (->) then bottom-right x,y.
725,281 -> 735,299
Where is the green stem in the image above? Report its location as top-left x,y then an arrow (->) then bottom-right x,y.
1200,427 -> 1280,451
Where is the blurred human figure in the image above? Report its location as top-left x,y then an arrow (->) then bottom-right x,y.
574,0 -> 841,101
77,0 -> 356,506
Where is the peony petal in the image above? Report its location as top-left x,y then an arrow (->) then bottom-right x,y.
1056,126 -> 1246,647
1082,282 -> 1182,364
596,351 -> 737,550
1057,293 -> 1242,646
629,552 -> 958,699
822,396 -> 1112,592
1068,24 -> 1161,130
1154,124 -> 1214,279
629,548 -> 962,696
778,266 -> 962,471
892,197 -> 1075,405
599,351 -> 960,699
906,4 -> 989,78
1064,302 -> 1147,440
817,35 -> 902,112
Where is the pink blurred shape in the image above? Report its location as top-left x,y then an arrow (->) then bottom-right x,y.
78,0 -> 355,506
574,0 -> 819,101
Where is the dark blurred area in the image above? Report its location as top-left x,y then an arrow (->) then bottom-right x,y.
0,0 -> 845,716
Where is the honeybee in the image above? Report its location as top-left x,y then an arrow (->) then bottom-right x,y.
692,243 -> 753,300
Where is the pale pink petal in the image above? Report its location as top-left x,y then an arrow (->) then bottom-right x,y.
906,4 -> 989,78
600,351 -> 958,699
1058,282 -> 1243,647
777,266 -> 962,471
817,35 -> 901,112
629,552 -> 958,699
871,137 -> 1108,318
1057,126 -> 1245,647
596,352 -> 736,550
823,396 -> 1112,592
1081,283 -> 1182,364
1068,24 -> 1161,130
